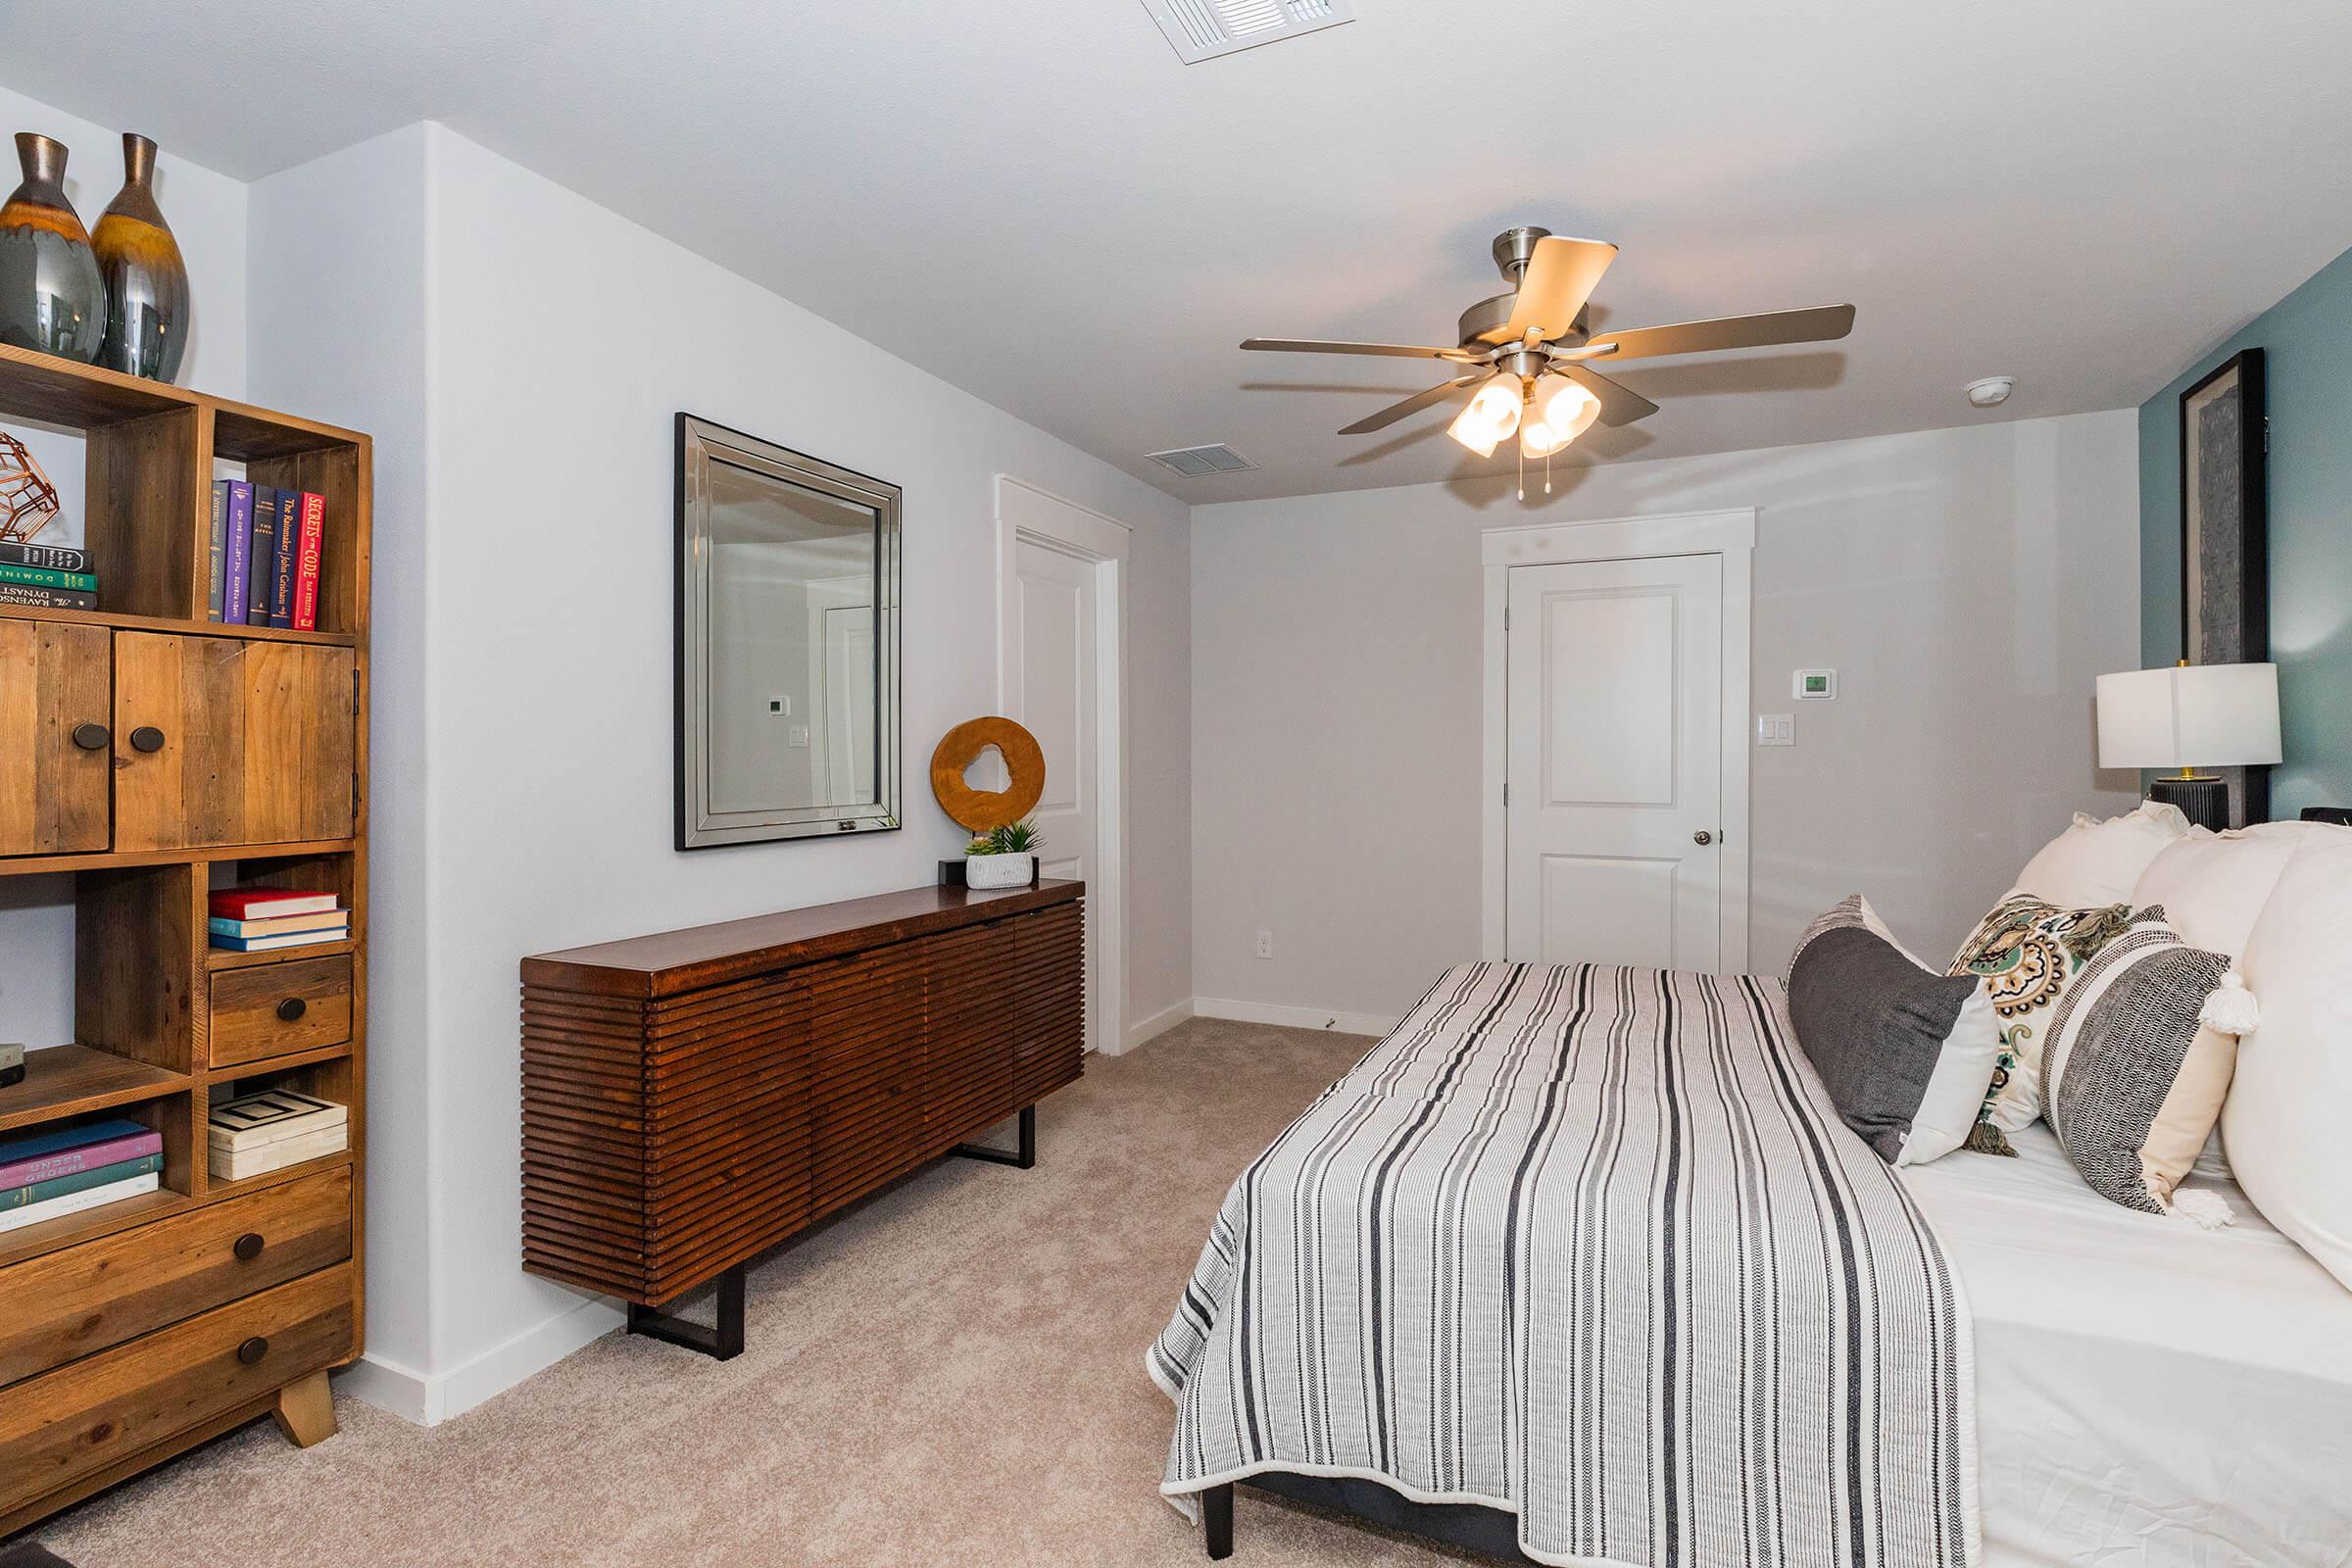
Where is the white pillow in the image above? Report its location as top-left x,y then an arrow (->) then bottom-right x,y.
2129,820 -> 2328,961
2015,802 -> 2198,907
2227,825 -> 2352,1293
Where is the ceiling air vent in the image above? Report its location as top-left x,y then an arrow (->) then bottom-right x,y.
1141,0 -> 1354,64
1148,443 -> 1257,477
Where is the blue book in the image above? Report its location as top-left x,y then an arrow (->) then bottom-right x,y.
0,1116 -> 149,1173
208,480 -> 229,619
222,480 -> 255,625
209,924 -> 348,953
1,1153 -> 163,1210
268,488 -> 302,629
247,487 -> 278,623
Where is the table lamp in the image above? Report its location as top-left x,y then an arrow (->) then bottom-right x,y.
2096,662 -> 2281,830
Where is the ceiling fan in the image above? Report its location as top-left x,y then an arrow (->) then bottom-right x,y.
1244,226 -> 1855,474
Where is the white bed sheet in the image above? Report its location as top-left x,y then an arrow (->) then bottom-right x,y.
1901,1125 -> 2352,1568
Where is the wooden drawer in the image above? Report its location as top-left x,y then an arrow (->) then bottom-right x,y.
208,956 -> 353,1069
0,1262 -> 353,1518
0,1168 -> 351,1386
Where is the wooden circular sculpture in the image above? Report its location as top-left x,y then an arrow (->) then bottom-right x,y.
930,716 -> 1045,832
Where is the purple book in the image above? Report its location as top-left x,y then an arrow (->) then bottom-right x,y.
0,1125 -> 164,1193
222,479 -> 255,625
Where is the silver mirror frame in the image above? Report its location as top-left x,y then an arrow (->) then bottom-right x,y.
673,414 -> 902,850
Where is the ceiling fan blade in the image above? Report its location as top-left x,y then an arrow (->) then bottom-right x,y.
1244,337 -> 1483,362
1339,373 -> 1491,436
1578,304 -> 1856,362
1554,363 -> 1658,428
1486,236 -> 1618,345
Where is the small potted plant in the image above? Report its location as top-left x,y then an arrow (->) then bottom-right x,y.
964,819 -> 1041,889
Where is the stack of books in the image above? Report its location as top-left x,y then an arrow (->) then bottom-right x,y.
209,1089 -> 347,1181
0,540 -> 100,611
0,1116 -> 165,1235
210,887 -> 350,952
209,480 -> 326,629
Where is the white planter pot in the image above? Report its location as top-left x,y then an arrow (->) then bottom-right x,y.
965,852 -> 1034,890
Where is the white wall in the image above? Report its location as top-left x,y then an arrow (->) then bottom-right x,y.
240,122 -> 1192,1420
0,86 -> 249,1053
1190,412 -> 2142,1024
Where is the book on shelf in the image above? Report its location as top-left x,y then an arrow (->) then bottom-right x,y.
247,485 -> 278,623
0,1116 -> 163,1192
292,489 -> 324,630
211,922 -> 349,953
0,583 -> 98,610
0,541 -> 87,572
208,1088 -> 348,1181
0,1170 -> 160,1235
210,888 -> 339,920
3,1152 -> 164,1212
0,563 -> 97,593
208,480 -> 229,619
268,488 -> 301,629
220,479 -> 254,625
209,909 -> 349,939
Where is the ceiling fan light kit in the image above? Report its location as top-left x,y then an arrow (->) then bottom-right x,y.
1244,225 -> 1857,492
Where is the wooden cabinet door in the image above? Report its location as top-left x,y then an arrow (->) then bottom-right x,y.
0,618 -> 112,857
112,634 -> 356,852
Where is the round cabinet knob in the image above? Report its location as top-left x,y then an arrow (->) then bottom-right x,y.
71,721 -> 110,751
275,997 -> 308,1023
236,1336 -> 270,1366
1692,830 -> 1714,846
233,1232 -> 266,1261
129,725 -> 167,754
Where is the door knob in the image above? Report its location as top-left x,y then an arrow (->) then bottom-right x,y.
1693,830 -> 1715,846
129,725 -> 167,753
72,722 -> 110,750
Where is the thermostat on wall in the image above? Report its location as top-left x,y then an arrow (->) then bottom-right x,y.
1793,669 -> 1838,701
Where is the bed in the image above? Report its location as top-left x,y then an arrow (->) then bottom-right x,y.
1152,960 -> 2352,1567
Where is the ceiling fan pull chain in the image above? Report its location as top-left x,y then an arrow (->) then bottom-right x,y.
1544,447 -> 1553,497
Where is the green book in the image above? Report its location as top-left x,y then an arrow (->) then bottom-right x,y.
0,1152 -> 163,1210
0,563 -> 98,593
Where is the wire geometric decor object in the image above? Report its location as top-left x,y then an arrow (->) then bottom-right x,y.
0,432 -> 61,543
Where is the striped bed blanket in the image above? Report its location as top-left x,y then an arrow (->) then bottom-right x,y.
1150,961 -> 1977,1568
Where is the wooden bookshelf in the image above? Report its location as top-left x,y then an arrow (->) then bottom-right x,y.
0,345 -> 369,1533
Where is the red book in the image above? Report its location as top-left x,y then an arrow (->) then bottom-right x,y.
292,491 -> 325,631
210,888 -> 340,920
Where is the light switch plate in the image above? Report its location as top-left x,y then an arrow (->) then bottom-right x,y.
1758,713 -> 1796,747
1793,669 -> 1838,700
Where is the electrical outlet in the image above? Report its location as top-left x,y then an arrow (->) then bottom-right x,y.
1254,929 -> 1274,960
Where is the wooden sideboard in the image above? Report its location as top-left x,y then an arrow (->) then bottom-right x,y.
517,880 -> 1085,1357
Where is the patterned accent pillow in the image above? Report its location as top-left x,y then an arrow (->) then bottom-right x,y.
2042,908 -> 2235,1214
1946,893 -> 2135,1148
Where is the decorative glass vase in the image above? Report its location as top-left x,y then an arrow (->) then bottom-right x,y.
93,133 -> 189,382
0,132 -> 105,363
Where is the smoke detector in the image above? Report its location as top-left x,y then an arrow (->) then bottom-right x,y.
1142,0 -> 1354,64
1148,443 -> 1257,477
1965,376 -> 2016,409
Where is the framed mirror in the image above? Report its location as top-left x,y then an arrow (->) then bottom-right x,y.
674,415 -> 900,849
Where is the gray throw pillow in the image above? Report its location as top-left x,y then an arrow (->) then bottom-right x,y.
1788,911 -> 2000,1165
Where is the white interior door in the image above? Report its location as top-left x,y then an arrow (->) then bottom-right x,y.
1505,554 -> 1726,970
1005,536 -> 1102,1048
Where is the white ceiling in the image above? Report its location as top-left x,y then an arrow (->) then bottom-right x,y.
10,1 -> 2352,502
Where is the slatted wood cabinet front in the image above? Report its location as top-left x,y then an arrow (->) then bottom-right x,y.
518,882 -> 1085,1307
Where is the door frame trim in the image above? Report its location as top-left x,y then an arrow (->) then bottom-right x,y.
1480,508 -> 1755,970
995,475 -> 1129,1056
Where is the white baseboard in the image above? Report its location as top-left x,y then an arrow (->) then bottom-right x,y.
334,1297 -> 624,1427
1192,997 -> 1396,1039
1122,997 -> 1195,1052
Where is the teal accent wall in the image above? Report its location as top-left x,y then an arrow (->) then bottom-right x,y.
2140,243 -> 2352,815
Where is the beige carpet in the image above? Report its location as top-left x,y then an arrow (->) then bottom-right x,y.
32,1018 -> 1490,1568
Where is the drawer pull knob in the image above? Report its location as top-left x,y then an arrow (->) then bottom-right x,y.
275,997 -> 308,1023
237,1336 -> 270,1366
233,1232 -> 266,1261
72,721 -> 110,751
129,725 -> 167,754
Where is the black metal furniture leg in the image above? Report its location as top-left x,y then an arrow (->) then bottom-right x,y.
1203,1483 -> 1234,1560
952,1103 -> 1036,1169
626,1262 -> 745,1360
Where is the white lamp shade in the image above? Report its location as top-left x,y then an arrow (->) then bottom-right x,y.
2097,662 -> 2282,769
